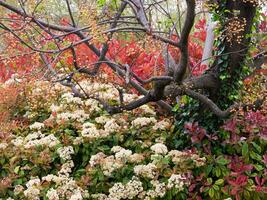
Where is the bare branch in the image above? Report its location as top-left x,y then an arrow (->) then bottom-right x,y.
174,0 -> 196,82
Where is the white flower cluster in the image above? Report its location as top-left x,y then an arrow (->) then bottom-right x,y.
50,104 -> 62,113
89,152 -> 107,166
44,175 -> 88,200
167,174 -> 188,191
115,148 -> 132,161
109,178 -> 143,199
62,92 -> 83,105
11,131 -> 59,149
11,136 -> 24,147
93,176 -> 143,200
134,163 -> 158,179
101,155 -> 124,176
84,99 -> 102,113
56,110 -> 89,123
144,180 -> 167,199
128,153 -> 145,163
152,119 -> 171,130
73,137 -> 83,145
81,122 -> 108,140
44,147 -> 88,200
57,146 -> 74,161
168,150 -> 206,167
89,152 -> 123,176
81,119 -> 121,140
150,143 -> 168,155
138,105 -> 156,115
104,119 -> 120,133
95,116 -> 110,124
79,80 -> 120,102
89,147 -> 135,176
111,146 -> 144,163
131,117 -> 157,128
14,185 -> 24,195
24,177 -> 41,200
58,160 -> 75,177
25,134 -> 59,149
46,188 -> 59,200
29,122 -> 45,130
0,142 -> 8,150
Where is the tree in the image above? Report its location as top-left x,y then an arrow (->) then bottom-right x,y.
0,0 -> 265,118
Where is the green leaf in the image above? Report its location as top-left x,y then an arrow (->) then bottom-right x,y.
215,179 -> 224,185
213,184 -> 220,191
216,157 -> 230,165
250,151 -> 262,161
172,104 -> 180,112
207,178 -> 213,184
14,178 -> 23,185
215,167 -> 221,177
205,164 -> 213,176
251,142 -> 261,153
208,188 -> 215,198
253,164 -> 263,171
14,166 -> 20,174
242,142 -> 249,157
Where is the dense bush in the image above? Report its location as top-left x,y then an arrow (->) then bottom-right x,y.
0,1 -> 266,200
0,72 -> 266,200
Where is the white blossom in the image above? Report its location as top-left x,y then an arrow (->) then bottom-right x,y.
29,122 -> 45,130
46,188 -> 59,200
167,174 -> 188,191
0,142 -> 8,150
57,146 -> 74,161
150,143 -> 168,155
95,116 -> 110,124
11,136 -> 24,147
24,188 -> 40,200
104,119 -> 120,133
131,117 -> 157,127
115,148 -> 132,161
152,119 -> 171,130
134,163 -> 157,179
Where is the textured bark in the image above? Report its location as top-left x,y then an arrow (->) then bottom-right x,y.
205,0 -> 257,107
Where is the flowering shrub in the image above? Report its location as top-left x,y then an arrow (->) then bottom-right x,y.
0,71 -> 266,200
0,76 -> 207,200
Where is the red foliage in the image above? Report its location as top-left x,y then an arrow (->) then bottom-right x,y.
184,122 -> 207,143
227,157 -> 253,176
255,176 -> 267,193
0,18 -> 208,83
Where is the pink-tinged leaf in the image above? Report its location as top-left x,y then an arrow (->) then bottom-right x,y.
255,176 -> 261,185
263,155 -> 267,164
189,183 -> 196,192
235,193 -> 241,200
222,118 -> 237,133
230,187 -> 238,195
